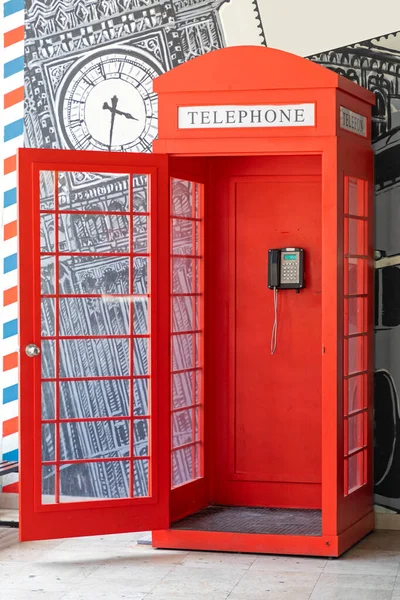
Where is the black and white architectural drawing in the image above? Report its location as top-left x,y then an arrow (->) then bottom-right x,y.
27,1 -> 266,500
311,32 -> 400,510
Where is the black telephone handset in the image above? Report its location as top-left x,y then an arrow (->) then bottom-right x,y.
268,248 -> 304,290
268,249 -> 280,288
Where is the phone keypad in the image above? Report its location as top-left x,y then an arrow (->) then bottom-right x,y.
280,258 -> 299,284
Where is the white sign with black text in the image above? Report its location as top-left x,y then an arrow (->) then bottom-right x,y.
340,107 -> 367,137
178,104 -> 315,129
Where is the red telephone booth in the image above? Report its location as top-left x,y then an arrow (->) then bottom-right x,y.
18,46 -> 375,557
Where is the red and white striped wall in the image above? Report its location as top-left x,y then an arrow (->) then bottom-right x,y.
1,0 -> 24,493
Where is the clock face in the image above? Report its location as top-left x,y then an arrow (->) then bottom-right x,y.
58,50 -> 162,153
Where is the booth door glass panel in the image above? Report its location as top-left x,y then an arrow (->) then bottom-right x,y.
170,178 -> 204,488
343,176 -> 369,495
19,149 -> 169,541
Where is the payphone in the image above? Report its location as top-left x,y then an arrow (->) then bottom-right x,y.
268,248 -> 305,353
268,248 -> 305,290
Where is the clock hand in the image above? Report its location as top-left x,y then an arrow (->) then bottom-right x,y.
103,95 -> 139,150
104,95 -> 119,151
113,108 -> 139,121
103,97 -> 139,121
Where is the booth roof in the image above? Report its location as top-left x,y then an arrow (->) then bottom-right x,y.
153,46 -> 375,105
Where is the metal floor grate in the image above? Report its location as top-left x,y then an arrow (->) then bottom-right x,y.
171,505 -> 322,537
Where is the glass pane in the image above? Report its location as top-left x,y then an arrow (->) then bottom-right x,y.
58,172 -> 129,212
194,443 -> 201,479
171,179 -> 194,218
195,369 -> 201,404
60,379 -> 129,419
172,296 -> 199,332
41,256 -> 55,295
348,452 -> 364,494
41,340 -> 55,379
345,297 -> 365,336
133,378 -> 149,416
40,171 -> 55,210
348,178 -> 360,215
195,183 -> 200,218
348,413 -> 364,454
195,407 -> 201,441
133,257 -> 148,294
59,214 -> 129,253
132,175 -> 148,213
133,298 -> 148,335
134,460 -> 149,497
172,219 -> 199,256
346,335 -> 364,376
40,214 -> 55,252
172,258 -> 199,294
133,338 -> 149,375
41,298 -> 55,337
347,375 -> 364,414
59,338 -> 130,378
42,465 -> 55,504
42,381 -> 55,420
173,409 -> 194,448
172,447 -> 193,488
60,420 -> 129,460
347,258 -> 366,295
134,419 -> 149,457
348,218 -> 365,256
42,424 -> 55,461
60,461 -> 130,502
133,215 -> 148,254
172,334 -> 200,371
173,371 -> 194,409
59,297 -> 129,336
59,256 -> 129,295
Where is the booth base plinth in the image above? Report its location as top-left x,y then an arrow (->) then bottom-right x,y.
152,509 -> 374,557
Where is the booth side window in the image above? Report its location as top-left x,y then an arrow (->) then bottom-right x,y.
343,176 -> 369,496
170,179 -> 204,488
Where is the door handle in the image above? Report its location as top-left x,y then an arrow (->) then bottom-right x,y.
25,343 -> 41,358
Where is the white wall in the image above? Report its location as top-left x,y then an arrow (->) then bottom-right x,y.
258,0 -> 400,56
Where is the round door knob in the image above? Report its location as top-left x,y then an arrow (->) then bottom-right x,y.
25,344 -> 41,358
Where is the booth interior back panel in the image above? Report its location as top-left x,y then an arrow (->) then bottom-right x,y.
208,156 -> 322,511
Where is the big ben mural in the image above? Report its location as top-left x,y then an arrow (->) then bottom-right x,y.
24,0 -> 267,499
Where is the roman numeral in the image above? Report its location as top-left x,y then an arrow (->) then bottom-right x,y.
75,134 -> 92,150
98,61 -> 107,80
83,76 -> 94,87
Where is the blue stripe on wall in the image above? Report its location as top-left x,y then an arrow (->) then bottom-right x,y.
3,0 -> 24,16
2,449 -> 18,462
3,384 -> 18,405
4,56 -> 24,78
4,119 -> 24,142
3,319 -> 18,339
4,188 -> 17,208
4,254 -> 17,273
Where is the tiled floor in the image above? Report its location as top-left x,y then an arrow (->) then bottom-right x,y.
1,528 -> 400,599
0,509 -> 18,524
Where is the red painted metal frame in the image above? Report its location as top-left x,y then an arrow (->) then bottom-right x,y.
168,159 -> 208,523
19,148 -> 170,541
151,47 -> 375,557
170,177 -> 205,489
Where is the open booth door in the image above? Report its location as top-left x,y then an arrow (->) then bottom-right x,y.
18,148 -> 170,541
